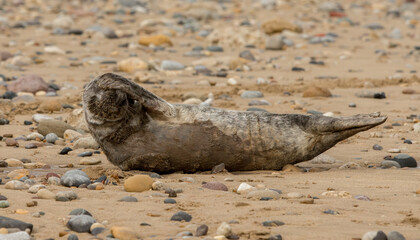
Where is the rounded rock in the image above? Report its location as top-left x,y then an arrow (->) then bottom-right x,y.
61,170 -> 91,187
202,182 -> 228,191
111,226 -> 141,240
391,154 -> 417,168
170,211 -> 192,222
67,215 -> 96,233
45,133 -> 58,143
36,189 -> 56,199
118,196 -> 138,202
124,175 -> 153,192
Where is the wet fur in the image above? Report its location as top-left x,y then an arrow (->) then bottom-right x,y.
83,73 -> 387,173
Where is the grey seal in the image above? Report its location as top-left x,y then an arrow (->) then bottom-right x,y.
83,73 -> 387,173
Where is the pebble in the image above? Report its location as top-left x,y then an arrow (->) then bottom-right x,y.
0,201 -> 9,208
237,183 -> 255,194
0,161 -> 7,168
73,137 -> 99,149
45,133 -> 58,143
60,170 -> 91,187
248,99 -> 270,106
265,34 -> 284,50
262,220 -> 285,227
323,209 -> 339,215
0,231 -> 31,240
117,58 -> 149,73
36,189 -> 56,199
63,130 -> 82,141
48,176 -> 61,185
111,226 -> 141,240
124,175 -> 153,192
362,231 -> 387,240
59,147 -> 73,155
241,91 -> 263,98
247,189 -> 281,200
207,46 -> 224,52
268,234 -> 283,240
5,180 -> 29,190
5,159 -> 23,167
67,215 -> 96,233
26,133 -> 44,141
119,196 -> 138,202
413,123 -> 420,133
381,160 -> 401,168
67,234 -> 78,240
26,201 -> 37,207
7,75 -> 49,94
32,114 -> 53,123
391,154 -> 417,168
138,34 -> 172,46
69,208 -> 92,216
387,149 -> 401,153
5,139 -> 18,147
7,169 -> 29,180
164,198 -> 176,204
202,182 -> 228,191
403,139 -> 412,144
56,191 -> 78,201
354,195 -> 371,201
348,103 -> 356,108
161,60 -> 185,71
37,120 -> 74,138
28,184 -> 46,193
216,222 -> 232,237
302,86 -> 332,98
86,25 -> 117,39
25,143 -> 38,149
286,192 -> 304,199
0,216 -> 33,233
388,231 -> 406,240
355,91 -> 386,99
151,181 -> 165,191
239,50 -> 255,61
196,224 -> 208,236
170,211 -> 192,222
372,144 -> 383,151
77,151 -> 93,157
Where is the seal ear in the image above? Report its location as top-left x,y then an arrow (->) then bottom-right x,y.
96,73 -> 176,118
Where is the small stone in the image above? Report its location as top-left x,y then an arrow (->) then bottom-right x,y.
36,189 -> 56,199
15,209 -> 29,215
262,220 -> 285,227
388,149 -> 401,153
5,180 -> 29,190
348,103 -> 356,108
387,231 -> 406,240
202,182 -> 228,191
63,130 -> 82,141
90,227 -> 104,236
119,196 -> 138,202
7,75 -> 49,94
26,133 -> 44,141
67,215 -> 96,233
67,234 -> 78,240
45,133 -> 58,143
0,231 -> 31,240
161,60 -> 184,71
268,234 -> 283,240
323,209 -> 339,215
170,211 -> 192,222
5,159 -> 23,167
303,86 -> 332,98
286,192 -> 304,199
37,120 -> 74,138
207,46 -> 224,52
164,198 -> 176,204
151,181 -> 165,191
196,224 -> 208,236
211,163 -> 226,173
48,176 -> 61,185
25,143 -> 38,149
216,222 -> 232,237
61,170 -> 91,187
28,184 -> 46,193
247,189 -> 281,200
354,195 -> 371,201
111,226 -> 141,240
381,160 -> 401,168
0,216 -> 33,232
265,34 -> 284,50
403,139 -> 412,144
372,144 -> 383,151
7,169 -> 29,180
413,123 -> 420,133
73,136 -> 99,149
391,154 -> 417,168
69,208 -> 92,216
300,198 -> 314,204
77,151 -> 93,157
79,158 -> 101,165
0,161 -> 8,168
59,147 -> 73,155
117,58 -> 149,73
241,91 -> 263,98
138,34 -> 172,46
239,50 -> 255,61
248,100 -> 270,106
90,222 -> 105,232
124,175 -> 153,192
26,201 -> 37,207
5,139 -> 18,147
237,183 -> 255,194
56,191 -> 78,201
355,91 -> 386,99
262,19 -> 302,35
0,201 -> 9,208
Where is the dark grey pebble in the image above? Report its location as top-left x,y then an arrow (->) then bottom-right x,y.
95,176 -> 107,183
0,216 -> 33,233
170,211 -> 192,222
196,224 -> 208,236
165,189 -> 177,197
61,170 -> 91,187
56,196 -> 70,202
67,234 -> 79,240
348,103 -> 356,108
291,67 -> 305,72
77,151 -> 93,157
372,144 -> 383,151
239,50 -> 255,61
262,220 -> 285,227
391,154 -> 417,168
3,91 -> 17,99
0,195 -> 7,200
119,196 -> 138,202
388,231 -> 406,240
215,71 -> 228,77
207,46 -> 223,52
69,208 -> 92,217
176,231 -> 193,237
268,234 -> 283,240
323,210 -> 339,215
62,104 -> 74,109
59,146 -> 72,155
149,173 -> 162,179
140,222 -> 151,226
247,107 -> 268,112
373,231 -> 387,240
211,163 -> 225,174
164,198 -> 176,204
0,119 -> 9,125
67,215 -> 96,233
24,120 -> 32,125
91,227 -> 104,235
25,143 -> 37,149
403,139 -> 412,144
260,197 -> 273,201
307,110 -> 323,116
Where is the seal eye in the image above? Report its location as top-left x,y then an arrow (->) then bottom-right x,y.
128,98 -> 135,105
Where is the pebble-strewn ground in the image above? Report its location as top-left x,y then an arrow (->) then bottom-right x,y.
0,0 -> 419,239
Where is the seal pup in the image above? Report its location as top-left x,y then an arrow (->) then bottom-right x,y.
83,73 -> 387,173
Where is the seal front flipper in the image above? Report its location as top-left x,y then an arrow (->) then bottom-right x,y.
95,73 -> 176,119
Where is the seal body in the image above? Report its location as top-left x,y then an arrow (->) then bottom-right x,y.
83,73 -> 387,173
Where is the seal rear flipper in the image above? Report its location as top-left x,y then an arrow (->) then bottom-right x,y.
308,112 -> 387,135
96,73 -> 176,118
